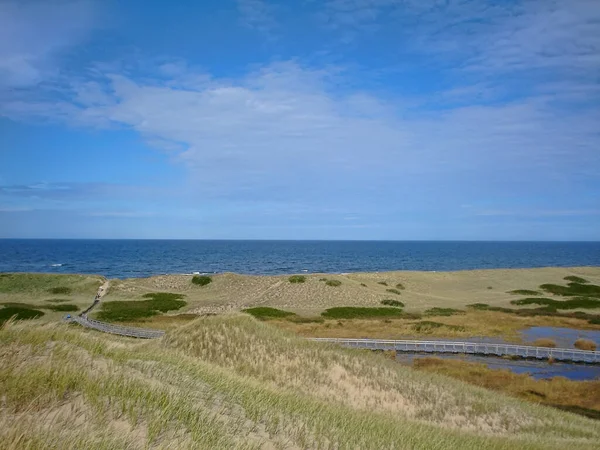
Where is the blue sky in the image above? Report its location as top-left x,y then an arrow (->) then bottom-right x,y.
1,0 -> 599,240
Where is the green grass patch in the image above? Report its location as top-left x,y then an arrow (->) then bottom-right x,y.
45,298 -> 70,303
564,276 -> 589,284
380,299 -> 404,307
242,307 -> 296,320
0,273 -> 100,295
321,307 -> 405,319
0,306 -> 45,324
424,307 -> 465,317
540,282 -> 600,297
288,275 -> 306,283
385,288 -> 402,295
191,275 -> 212,286
47,286 -> 72,295
466,303 -> 490,310
508,289 -> 542,296
45,304 -> 79,312
510,297 -> 600,310
97,292 -> 186,322
412,321 -> 466,333
325,279 -> 342,287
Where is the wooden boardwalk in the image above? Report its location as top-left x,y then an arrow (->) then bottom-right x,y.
310,338 -> 600,363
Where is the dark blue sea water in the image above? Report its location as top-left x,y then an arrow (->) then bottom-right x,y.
0,240 -> 599,279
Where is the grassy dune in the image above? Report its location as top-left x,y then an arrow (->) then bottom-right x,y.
1,315 -> 600,449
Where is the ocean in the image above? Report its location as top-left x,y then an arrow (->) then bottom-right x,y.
0,239 -> 599,279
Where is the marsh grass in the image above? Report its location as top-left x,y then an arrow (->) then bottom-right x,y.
96,292 -> 186,322
192,275 -> 212,286
288,275 -> 306,283
574,338 -> 597,351
322,307 -> 405,319
242,307 -> 296,320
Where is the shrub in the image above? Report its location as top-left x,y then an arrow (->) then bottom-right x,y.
377,281 -> 388,286
386,288 -> 402,295
243,307 -> 295,320
540,283 -> 600,297
360,283 -> 367,287
564,276 -> 589,284
380,299 -> 404,307
510,297 -> 600,310
531,338 -> 557,348
395,283 -> 405,290
45,298 -> 70,303
46,304 -> 79,312
487,286 -> 493,290
424,308 -> 465,317
48,286 -> 72,295
321,307 -> 404,319
288,275 -> 306,283
0,306 -> 44,324
319,278 -> 327,282
192,275 -> 212,286
325,279 -> 342,287
574,338 -> 597,351
97,293 -> 186,322
508,289 -> 542,296
466,303 -> 490,310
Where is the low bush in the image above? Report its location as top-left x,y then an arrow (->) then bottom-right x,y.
325,279 -> 342,287
540,282 -> 600,297
377,281 -> 388,286
574,338 -> 597,351
531,338 -> 557,348
48,286 -> 72,295
45,304 -> 79,312
288,275 -> 306,283
395,283 -> 405,290
45,298 -> 70,303
466,303 -> 490,310
192,275 -> 212,286
424,307 -> 465,317
0,306 -> 45,324
360,283 -> 367,287
380,299 -> 404,307
243,307 -> 296,320
510,297 -> 600,310
564,276 -> 589,284
321,307 -> 405,319
97,292 -> 186,322
386,288 -> 402,295
508,289 -> 541,296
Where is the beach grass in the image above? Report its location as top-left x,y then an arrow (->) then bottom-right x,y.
321,306 -> 405,319
2,317 -> 599,448
324,279 -> 342,287
0,306 -> 45,324
288,275 -> 306,283
381,299 -> 404,307
242,307 -> 296,320
0,273 -> 102,296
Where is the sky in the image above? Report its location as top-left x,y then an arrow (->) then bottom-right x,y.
0,0 -> 599,240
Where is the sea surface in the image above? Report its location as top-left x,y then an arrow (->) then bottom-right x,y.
0,239 -> 599,279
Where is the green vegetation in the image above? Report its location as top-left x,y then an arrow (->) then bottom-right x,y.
2,301 -> 79,313
466,302 -> 600,325
96,292 -> 186,322
360,283 -> 367,287
466,303 -> 490,310
0,306 -> 44,324
45,298 -> 70,303
0,273 -> 101,295
377,281 -> 388,286
45,304 -> 79,312
508,289 -> 541,296
47,286 -> 72,295
424,307 -> 465,317
325,279 -> 342,287
540,282 -> 600,297
487,286 -> 493,289
510,297 -> 600,310
288,275 -> 306,283
285,315 -> 324,324
2,317 -> 599,449
395,283 -> 405,290
191,275 -> 212,286
322,307 -> 405,319
242,307 -> 296,320
385,288 -> 402,295
412,321 -> 465,333
380,299 -> 404,307
564,276 -> 589,284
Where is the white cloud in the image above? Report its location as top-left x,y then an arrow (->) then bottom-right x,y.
0,0 -> 97,88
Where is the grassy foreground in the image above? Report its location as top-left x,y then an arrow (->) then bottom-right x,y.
1,315 -> 600,449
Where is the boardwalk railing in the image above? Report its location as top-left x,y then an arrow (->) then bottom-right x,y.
73,316 -> 165,339
310,338 -> 600,363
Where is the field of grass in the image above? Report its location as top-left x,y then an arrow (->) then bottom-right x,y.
2,315 -> 599,449
0,273 -> 102,296
410,357 -> 600,420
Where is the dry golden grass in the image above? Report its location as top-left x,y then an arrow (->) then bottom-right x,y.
574,338 -> 597,351
531,338 -> 557,348
410,357 -> 600,417
2,316 -> 600,449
